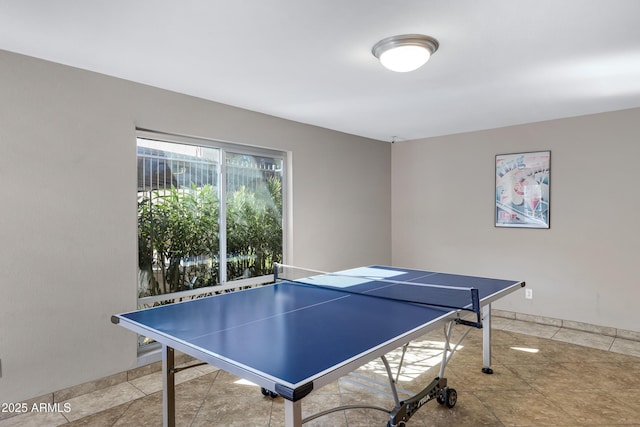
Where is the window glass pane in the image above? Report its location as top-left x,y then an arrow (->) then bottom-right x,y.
137,138 -> 221,299
226,152 -> 283,281
136,136 -> 286,353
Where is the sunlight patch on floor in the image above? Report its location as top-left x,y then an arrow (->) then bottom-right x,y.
234,378 -> 259,387
359,339 -> 458,382
510,346 -> 539,353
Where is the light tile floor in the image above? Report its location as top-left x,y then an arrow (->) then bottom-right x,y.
2,318 -> 640,426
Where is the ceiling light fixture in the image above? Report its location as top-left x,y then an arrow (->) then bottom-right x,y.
372,34 -> 439,72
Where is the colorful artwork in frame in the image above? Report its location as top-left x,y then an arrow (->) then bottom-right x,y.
495,151 -> 550,228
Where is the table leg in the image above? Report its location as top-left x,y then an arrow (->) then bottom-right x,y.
284,399 -> 302,427
482,304 -> 493,374
162,344 -> 176,427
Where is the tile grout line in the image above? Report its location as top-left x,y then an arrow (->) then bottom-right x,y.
188,369 -> 219,426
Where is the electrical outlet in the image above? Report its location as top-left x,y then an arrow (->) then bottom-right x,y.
525,289 -> 533,300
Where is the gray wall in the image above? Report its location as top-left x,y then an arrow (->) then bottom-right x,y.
392,108 -> 640,331
0,50 -> 391,402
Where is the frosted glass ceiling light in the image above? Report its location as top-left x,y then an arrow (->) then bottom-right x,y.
372,34 -> 439,72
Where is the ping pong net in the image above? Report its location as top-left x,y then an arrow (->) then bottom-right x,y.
274,264 -> 483,328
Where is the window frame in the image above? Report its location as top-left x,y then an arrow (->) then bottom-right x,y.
135,129 -> 290,362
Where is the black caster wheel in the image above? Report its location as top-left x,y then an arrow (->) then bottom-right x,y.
437,391 -> 446,405
482,367 -> 494,374
261,387 -> 278,398
386,422 -> 406,427
445,387 -> 457,408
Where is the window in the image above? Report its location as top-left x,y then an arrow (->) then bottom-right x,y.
136,132 -> 286,351
225,152 -> 283,282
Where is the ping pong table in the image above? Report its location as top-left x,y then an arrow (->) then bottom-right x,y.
112,265 -> 524,426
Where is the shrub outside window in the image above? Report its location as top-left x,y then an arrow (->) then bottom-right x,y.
136,133 -> 285,351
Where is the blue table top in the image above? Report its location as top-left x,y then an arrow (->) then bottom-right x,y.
114,266 -> 523,399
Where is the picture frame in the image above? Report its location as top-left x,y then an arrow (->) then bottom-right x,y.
495,151 -> 550,228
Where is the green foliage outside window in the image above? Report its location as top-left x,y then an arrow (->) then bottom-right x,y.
137,177 -> 282,298
226,176 -> 283,280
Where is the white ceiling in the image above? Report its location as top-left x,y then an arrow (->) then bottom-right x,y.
2,0 -> 640,142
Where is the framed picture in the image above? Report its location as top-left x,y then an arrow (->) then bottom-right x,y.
495,151 -> 550,228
